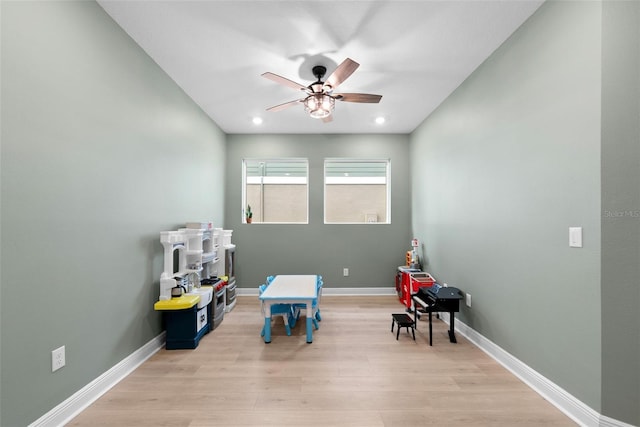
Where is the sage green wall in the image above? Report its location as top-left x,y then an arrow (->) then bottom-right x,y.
0,2 -> 226,426
226,134 -> 411,290
601,1 -> 640,425
410,0 -> 603,412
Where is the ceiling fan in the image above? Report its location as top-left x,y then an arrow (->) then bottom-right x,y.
262,58 -> 382,122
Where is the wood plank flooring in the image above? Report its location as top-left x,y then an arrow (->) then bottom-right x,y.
68,296 -> 576,426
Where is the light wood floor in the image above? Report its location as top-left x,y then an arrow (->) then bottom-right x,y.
68,296 -> 576,426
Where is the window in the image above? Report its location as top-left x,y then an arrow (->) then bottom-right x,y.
324,159 -> 390,224
243,159 -> 308,224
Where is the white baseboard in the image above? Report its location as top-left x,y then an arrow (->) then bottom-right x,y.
237,286 -> 397,296
599,415 -> 638,427
30,300 -> 635,427
451,316 -> 598,426
321,287 -> 397,296
29,332 -> 166,427
440,313 -> 634,427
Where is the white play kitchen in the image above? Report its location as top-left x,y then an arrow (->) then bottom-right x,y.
154,223 -> 235,349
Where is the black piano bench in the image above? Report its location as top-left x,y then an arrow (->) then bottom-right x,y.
391,313 -> 415,341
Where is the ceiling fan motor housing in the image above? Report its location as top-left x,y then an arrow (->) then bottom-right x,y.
312,65 -> 327,80
262,58 -> 381,120
310,65 -> 330,93
309,82 -> 325,93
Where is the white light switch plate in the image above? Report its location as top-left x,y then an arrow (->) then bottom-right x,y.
569,227 -> 582,248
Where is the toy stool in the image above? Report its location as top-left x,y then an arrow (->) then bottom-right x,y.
391,313 -> 415,340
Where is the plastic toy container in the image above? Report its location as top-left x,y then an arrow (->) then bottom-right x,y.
400,271 -> 435,309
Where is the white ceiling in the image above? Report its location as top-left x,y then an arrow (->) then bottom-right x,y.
98,1 -> 544,134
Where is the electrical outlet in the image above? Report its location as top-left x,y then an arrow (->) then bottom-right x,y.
465,293 -> 472,308
52,346 -> 65,372
443,283 -> 448,287
343,268 -> 349,277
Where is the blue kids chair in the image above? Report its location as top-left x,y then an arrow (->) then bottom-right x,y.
259,283 -> 296,336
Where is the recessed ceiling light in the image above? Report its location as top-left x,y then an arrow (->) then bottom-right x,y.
375,116 -> 386,125
252,117 -> 263,125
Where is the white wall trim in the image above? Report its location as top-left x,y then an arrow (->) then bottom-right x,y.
451,315 -> 599,426
29,332 -> 166,427
439,313 -> 633,427
322,287 -> 397,296
28,298 -> 635,427
237,286 -> 397,297
599,415 -> 638,427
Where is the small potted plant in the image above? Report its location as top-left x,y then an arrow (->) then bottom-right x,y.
245,205 -> 253,224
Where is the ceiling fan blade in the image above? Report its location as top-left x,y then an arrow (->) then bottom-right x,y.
262,72 -> 308,91
322,114 -> 333,123
324,58 -> 359,91
266,99 -> 302,112
334,93 -> 382,103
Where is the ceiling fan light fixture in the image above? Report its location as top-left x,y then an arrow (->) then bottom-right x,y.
263,58 -> 381,122
304,93 -> 334,119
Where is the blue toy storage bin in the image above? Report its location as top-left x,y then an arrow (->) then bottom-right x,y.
164,304 -> 210,350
